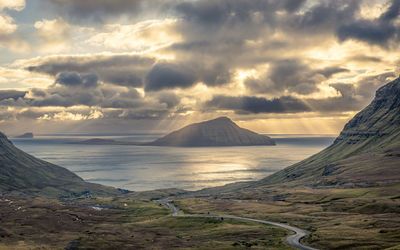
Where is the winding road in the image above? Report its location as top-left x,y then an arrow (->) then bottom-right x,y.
160,200 -> 317,250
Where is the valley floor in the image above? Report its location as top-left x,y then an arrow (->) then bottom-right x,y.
1,183 -> 400,249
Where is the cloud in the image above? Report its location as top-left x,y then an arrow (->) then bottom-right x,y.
285,1 -> 360,34
24,53 -> 155,87
354,72 -> 396,99
154,91 -> 181,108
245,60 -> 349,95
346,55 -> 383,63
25,54 -> 155,76
0,14 -> 17,35
0,0 -> 25,11
1,0 -> 399,132
330,83 -> 356,98
337,0 -> 400,47
0,0 -> 28,52
43,0 -> 171,23
101,71 -> 143,87
38,110 -> 103,121
204,93 -> 368,114
34,17 -> 71,51
0,90 -> 27,101
86,19 -> 181,52
55,72 -> 98,88
328,72 -> 397,101
205,95 -> 311,114
145,62 -> 197,91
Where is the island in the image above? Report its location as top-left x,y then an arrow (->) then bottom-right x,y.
15,132 -> 34,139
71,117 -> 276,147
147,117 -> 275,147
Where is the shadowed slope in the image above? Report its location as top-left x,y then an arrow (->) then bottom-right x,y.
149,117 -> 275,147
0,132 -> 118,197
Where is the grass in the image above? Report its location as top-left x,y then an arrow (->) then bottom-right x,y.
173,184 -> 400,249
0,196 -> 290,249
1,184 -> 399,249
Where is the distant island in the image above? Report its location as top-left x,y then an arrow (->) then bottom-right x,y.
15,132 -> 34,139
71,138 -> 134,145
72,117 -> 276,147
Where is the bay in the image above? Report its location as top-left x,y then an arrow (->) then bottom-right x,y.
12,134 -> 335,191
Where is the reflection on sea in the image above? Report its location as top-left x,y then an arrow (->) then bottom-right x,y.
13,134 -> 335,191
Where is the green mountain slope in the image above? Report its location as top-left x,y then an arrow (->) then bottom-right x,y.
149,117 -> 275,147
0,132 -> 118,197
259,76 -> 400,186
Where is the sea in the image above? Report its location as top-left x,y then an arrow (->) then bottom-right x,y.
11,134 -> 335,191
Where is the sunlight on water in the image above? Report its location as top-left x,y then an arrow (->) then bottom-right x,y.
12,134 -> 335,191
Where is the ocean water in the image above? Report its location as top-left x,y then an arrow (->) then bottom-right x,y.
12,134 -> 335,191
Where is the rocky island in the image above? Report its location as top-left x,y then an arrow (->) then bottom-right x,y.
148,117 -> 275,147
72,117 -> 275,147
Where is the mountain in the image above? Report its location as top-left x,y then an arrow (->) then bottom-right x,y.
0,132 -> 118,197
148,117 -> 276,147
260,76 -> 400,186
15,132 -> 34,138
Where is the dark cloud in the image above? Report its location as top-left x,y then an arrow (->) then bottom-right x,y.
205,95 -> 311,114
246,60 -> 349,95
284,0 -> 360,33
26,54 -> 154,88
30,88 -> 47,98
102,72 -> 143,87
337,0 -> 400,46
19,78 -> 143,108
268,60 -> 319,95
329,83 -> 356,98
42,0 -> 170,23
156,92 -> 181,108
204,93 -> 367,114
175,0 -> 305,31
55,72 -> 98,88
0,90 -> 27,101
26,54 -> 154,76
281,0 -> 307,13
145,63 -> 197,91
196,62 -> 233,86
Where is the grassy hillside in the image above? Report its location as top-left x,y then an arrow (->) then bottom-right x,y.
259,76 -> 400,186
0,132 -> 119,197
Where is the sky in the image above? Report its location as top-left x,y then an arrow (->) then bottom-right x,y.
0,0 -> 399,135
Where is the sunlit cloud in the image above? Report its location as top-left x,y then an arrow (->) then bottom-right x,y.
0,0 -> 399,134
38,110 -> 104,121
34,17 -> 71,52
86,19 -> 182,53
0,0 -> 25,11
